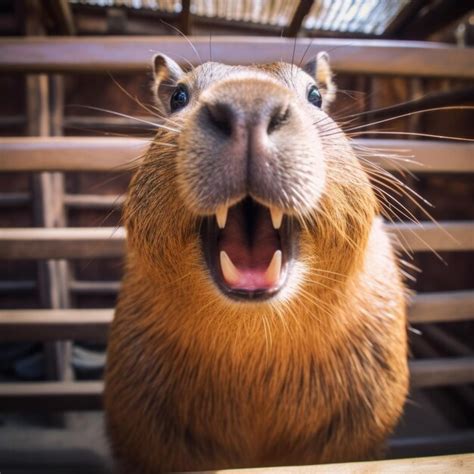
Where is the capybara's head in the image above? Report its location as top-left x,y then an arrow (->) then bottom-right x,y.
125,53 -> 377,308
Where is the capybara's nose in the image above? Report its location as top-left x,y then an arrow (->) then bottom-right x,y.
201,96 -> 290,162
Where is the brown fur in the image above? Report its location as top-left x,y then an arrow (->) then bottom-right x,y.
104,54 -> 408,472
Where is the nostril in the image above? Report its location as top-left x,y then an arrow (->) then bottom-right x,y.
267,105 -> 290,135
205,102 -> 234,137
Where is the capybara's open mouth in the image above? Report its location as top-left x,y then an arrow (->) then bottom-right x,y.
200,197 -> 297,301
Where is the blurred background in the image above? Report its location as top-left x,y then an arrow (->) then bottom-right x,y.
0,1 -> 473,473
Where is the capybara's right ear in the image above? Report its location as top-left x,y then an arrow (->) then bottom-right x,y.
153,54 -> 184,112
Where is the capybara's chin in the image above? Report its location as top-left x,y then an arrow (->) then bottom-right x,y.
104,53 -> 408,473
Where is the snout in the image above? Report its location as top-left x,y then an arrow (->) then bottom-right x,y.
178,76 -> 326,215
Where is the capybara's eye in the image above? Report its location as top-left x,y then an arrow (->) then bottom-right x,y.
170,84 -> 189,112
307,85 -> 322,108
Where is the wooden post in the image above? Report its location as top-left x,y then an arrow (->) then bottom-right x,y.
24,0 -> 72,385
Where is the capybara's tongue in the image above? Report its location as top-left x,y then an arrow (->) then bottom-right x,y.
218,199 -> 281,291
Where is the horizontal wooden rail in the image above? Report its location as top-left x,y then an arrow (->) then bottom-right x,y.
410,357 -> 474,388
386,221 -> 474,253
1,137 -> 473,173
409,291 -> 474,324
1,37 -> 473,78
0,227 -> 126,259
0,137 -> 147,172
0,291 -> 472,342
0,357 -> 472,411
0,309 -> 112,342
69,280 -> 122,294
64,194 -> 126,209
0,222 -> 471,260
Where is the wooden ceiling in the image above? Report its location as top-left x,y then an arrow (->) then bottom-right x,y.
66,0 -> 473,39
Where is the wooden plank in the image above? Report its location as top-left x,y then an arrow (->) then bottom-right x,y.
0,309 -> 112,342
0,290 -> 472,342
284,0 -> 314,37
0,137 -> 147,172
387,221 -> 474,253
1,37 -> 473,78
69,280 -> 121,294
44,0 -> 76,35
1,137 -> 473,173
383,0 -> 427,38
409,291 -> 474,324
0,227 -> 126,259
0,222 -> 471,259
356,139 -> 474,173
64,193 -> 125,209
208,453 -> 474,473
410,357 -> 474,388
180,0 -> 192,35
399,0 -> 474,41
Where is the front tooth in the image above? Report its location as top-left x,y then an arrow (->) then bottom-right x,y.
264,250 -> 282,286
220,251 -> 240,285
216,205 -> 228,229
270,207 -> 283,229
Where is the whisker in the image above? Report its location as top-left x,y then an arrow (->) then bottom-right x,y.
341,105 -> 474,134
67,105 -> 181,133
348,130 -> 474,142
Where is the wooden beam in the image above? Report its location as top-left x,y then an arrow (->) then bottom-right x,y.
383,0 -> 427,38
355,140 -> 474,174
1,37 -> 473,78
409,291 -> 474,324
180,0 -> 192,35
0,290 -> 472,342
0,227 -> 126,259
69,280 -> 121,294
387,221 -> 474,253
284,0 -> 314,37
64,114 -> 158,131
1,137 -> 473,173
399,0 -> 474,40
203,454 -> 474,473
0,137 -> 146,172
350,86 -> 474,123
0,309 -> 112,342
410,357 -> 474,388
44,0 -> 76,35
0,221 -> 471,260
64,194 -> 126,209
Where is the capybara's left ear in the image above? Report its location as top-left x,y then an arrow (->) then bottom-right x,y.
304,51 -> 336,110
